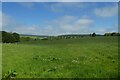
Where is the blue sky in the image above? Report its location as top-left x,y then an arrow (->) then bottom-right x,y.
2,2 -> 118,35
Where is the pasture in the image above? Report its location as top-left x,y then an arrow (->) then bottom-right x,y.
2,36 -> 119,78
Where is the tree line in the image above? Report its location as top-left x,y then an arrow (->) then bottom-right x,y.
104,32 -> 120,36
0,31 -> 20,43
58,32 -> 120,38
0,31 -> 120,43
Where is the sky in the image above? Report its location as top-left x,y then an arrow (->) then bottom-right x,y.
1,2 -> 118,35
1,0 -> 119,2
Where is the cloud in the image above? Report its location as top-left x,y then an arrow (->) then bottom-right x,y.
44,16 -> 94,34
2,13 -> 14,26
2,13 -> 18,32
92,24 -> 118,34
44,15 -> 118,35
94,5 -> 118,17
2,13 -> 117,35
44,2 -> 91,12
2,13 -> 40,34
60,18 -> 93,32
2,13 -> 57,35
14,25 -> 40,35
96,28 -> 117,34
3,15 -> 94,35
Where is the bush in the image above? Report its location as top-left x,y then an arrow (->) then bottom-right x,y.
1,31 -> 20,43
20,37 -> 31,41
12,33 -> 20,42
92,33 -> 96,37
41,38 -> 48,40
104,32 -> 120,36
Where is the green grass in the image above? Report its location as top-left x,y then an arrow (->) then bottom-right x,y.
2,36 -> 118,78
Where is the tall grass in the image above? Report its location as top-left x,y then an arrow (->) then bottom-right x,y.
2,36 -> 118,78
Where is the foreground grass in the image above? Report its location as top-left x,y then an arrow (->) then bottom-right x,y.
2,37 -> 118,78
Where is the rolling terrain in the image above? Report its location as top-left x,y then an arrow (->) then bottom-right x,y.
2,36 -> 118,78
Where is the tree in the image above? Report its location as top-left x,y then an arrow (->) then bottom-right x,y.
12,33 -> 20,42
104,32 -> 120,36
104,33 -> 111,36
20,37 -> 31,41
92,33 -> 96,37
6,33 -> 15,43
111,32 -> 120,36
0,31 -> 2,42
1,31 -> 20,43
2,32 -> 15,43
2,31 -> 9,43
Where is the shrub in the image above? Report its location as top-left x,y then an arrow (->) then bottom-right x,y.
3,70 -> 17,79
41,38 -> 48,40
20,37 -> 31,41
92,33 -> 96,37
1,31 -> 20,43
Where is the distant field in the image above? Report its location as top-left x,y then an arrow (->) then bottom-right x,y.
20,35 -> 41,39
2,36 -> 119,78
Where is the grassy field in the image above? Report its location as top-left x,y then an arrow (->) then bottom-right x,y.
2,36 -> 119,78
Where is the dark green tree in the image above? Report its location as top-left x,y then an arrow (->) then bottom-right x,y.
104,33 -> 111,36
1,31 -> 20,43
12,33 -> 20,42
2,31 -> 8,43
92,33 -> 96,37
4,32 -> 15,43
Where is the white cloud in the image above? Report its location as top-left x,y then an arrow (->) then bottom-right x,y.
2,13 -> 58,35
5,15 -> 94,35
74,18 -> 93,27
43,15 -> 118,35
94,5 -> 118,17
44,2 -> 91,12
1,13 -> 40,34
2,13 -> 15,26
2,13 -> 18,32
92,24 -> 118,34
44,16 -> 94,34
14,25 -> 39,35
2,13 -> 117,35
60,19 -> 93,32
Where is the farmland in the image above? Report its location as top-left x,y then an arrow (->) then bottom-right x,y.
2,36 -> 119,78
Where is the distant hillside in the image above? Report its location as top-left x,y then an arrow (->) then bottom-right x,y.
20,33 -> 104,37
20,34 -> 50,37
58,34 -> 103,36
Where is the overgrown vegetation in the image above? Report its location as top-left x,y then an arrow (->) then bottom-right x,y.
1,31 -> 119,43
104,32 -> 120,36
2,36 -> 118,78
3,69 -> 17,79
0,31 -> 20,43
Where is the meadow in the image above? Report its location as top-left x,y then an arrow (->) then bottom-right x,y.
2,36 -> 119,78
